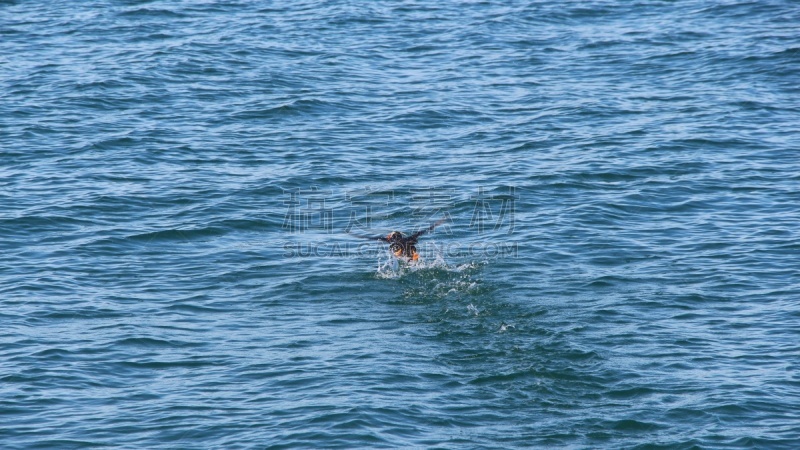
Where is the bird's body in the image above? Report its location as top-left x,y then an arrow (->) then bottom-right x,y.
386,231 -> 421,260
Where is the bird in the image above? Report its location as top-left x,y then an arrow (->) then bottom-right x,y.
351,219 -> 444,261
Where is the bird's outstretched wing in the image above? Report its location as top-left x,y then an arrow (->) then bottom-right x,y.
348,232 -> 388,242
410,218 -> 446,240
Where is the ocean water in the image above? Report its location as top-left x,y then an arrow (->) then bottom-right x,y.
2,0 -> 799,448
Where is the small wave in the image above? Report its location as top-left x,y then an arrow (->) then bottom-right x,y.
126,227 -> 226,242
117,8 -> 188,19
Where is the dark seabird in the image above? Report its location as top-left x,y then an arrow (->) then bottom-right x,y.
352,219 -> 444,261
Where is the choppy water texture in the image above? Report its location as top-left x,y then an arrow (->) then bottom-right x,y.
2,0 -> 800,448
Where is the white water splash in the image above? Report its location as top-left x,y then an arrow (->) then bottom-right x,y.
375,241 -> 451,278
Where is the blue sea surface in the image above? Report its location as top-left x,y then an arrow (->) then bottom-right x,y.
2,1 -> 800,448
